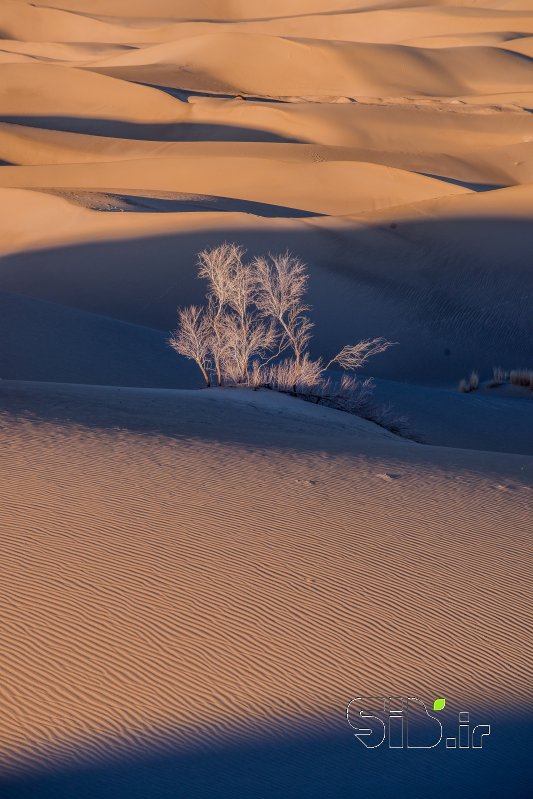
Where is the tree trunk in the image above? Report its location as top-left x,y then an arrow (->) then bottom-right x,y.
198,363 -> 211,387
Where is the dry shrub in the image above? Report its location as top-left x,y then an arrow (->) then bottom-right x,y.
492,366 -> 508,384
488,367 -> 533,390
458,370 -> 479,393
169,243 -> 400,429
510,369 -> 533,389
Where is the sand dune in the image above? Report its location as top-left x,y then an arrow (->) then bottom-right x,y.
0,0 -> 158,44
1,2 -> 532,797
0,192 -> 531,386
1,123 -> 530,193
2,105 -> 532,193
0,64 -> 182,122
0,157 -> 471,216
230,7 -> 533,44
0,381 -> 531,777
91,34 -> 533,100
503,34 -> 533,56
0,40 -> 135,64
19,0 -> 533,22
0,290 -> 190,388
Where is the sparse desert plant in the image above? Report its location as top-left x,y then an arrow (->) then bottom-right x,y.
339,374 -> 376,408
458,370 -> 479,392
365,401 -> 411,438
169,243 -> 397,426
492,366 -> 508,385
324,338 -> 393,373
169,305 -> 213,387
312,374 -> 375,412
510,368 -> 533,389
488,366 -> 533,390
253,251 -> 312,368
218,311 -> 276,385
307,374 -> 411,436
197,242 -> 245,386
462,366 -> 533,393
267,353 -> 324,394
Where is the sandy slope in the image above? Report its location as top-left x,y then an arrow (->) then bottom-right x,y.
91,34 -> 533,100
1,2 -> 532,797
0,381 -> 531,779
0,184 -> 531,386
0,63 -> 181,122
0,158 -> 470,215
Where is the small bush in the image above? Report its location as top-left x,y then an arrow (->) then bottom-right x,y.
510,369 -> 533,389
492,366 -> 508,385
458,372 -> 479,392
487,366 -> 533,391
169,243 -> 399,427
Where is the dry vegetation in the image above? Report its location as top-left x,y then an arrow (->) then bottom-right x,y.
490,367 -> 533,390
460,366 -> 533,392
169,243 -> 400,425
458,370 -> 480,393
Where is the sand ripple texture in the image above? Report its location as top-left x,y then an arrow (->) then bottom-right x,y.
0,382 -> 531,774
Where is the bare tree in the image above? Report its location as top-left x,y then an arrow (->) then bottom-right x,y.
197,242 -> 244,386
219,311 -> 276,385
226,255 -> 255,325
197,242 -> 243,309
169,305 -> 213,387
169,245 -> 396,425
254,252 -> 313,367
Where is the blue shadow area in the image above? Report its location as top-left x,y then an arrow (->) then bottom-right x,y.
1,715 -> 530,798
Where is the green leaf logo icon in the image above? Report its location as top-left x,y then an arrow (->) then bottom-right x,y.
433,698 -> 446,711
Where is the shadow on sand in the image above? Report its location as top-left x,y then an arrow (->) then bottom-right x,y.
0,115 -> 303,143
52,190 -> 322,218
0,714 -> 530,799
0,217 -> 531,386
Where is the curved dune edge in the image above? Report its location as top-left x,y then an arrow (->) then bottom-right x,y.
0,382 -> 531,774
88,34 -> 533,100
0,158 -> 471,217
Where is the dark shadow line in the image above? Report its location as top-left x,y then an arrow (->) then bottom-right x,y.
47,190 -> 323,218
416,172 -> 506,192
133,81 -> 290,104
0,116 -> 304,143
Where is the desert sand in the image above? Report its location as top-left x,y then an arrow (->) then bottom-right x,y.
0,2 -> 532,798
